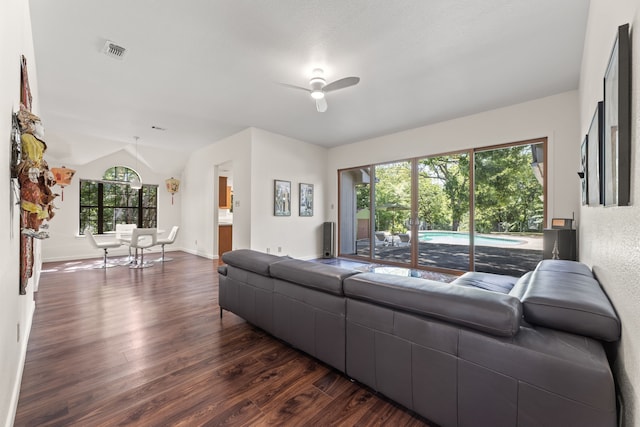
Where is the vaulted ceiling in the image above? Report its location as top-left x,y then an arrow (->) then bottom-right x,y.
29,0 -> 589,173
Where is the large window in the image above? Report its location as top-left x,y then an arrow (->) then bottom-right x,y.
79,166 -> 157,234
339,139 -> 545,276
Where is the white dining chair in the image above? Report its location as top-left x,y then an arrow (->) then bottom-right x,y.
115,223 -> 137,239
84,230 -> 122,268
155,226 -> 179,262
115,224 -> 137,264
127,228 -> 157,269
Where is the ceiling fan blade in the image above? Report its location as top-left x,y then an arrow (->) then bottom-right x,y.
316,97 -> 328,113
322,76 -> 360,93
277,82 -> 311,93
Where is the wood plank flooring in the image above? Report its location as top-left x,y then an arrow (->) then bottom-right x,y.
14,252 -> 432,426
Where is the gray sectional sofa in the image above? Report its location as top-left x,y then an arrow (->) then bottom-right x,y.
218,249 -> 620,427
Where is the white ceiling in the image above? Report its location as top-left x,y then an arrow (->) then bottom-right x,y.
29,0 -> 589,173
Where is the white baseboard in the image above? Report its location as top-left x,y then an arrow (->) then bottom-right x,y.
180,248 -> 217,260
4,299 -> 35,427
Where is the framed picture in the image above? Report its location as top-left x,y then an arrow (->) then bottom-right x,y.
587,101 -> 604,206
274,179 -> 291,216
603,23 -> 631,206
580,137 -> 588,205
299,183 -> 314,216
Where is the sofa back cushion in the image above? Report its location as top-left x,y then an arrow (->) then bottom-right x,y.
521,261 -> 620,342
221,249 -> 288,276
270,259 -> 358,296
452,271 -> 518,294
344,273 -> 522,337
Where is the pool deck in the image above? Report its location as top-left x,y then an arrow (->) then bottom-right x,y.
354,233 -> 544,277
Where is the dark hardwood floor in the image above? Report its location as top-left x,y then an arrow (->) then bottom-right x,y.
14,252 -> 432,426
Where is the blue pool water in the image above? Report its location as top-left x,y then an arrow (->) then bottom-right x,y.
418,231 -> 523,246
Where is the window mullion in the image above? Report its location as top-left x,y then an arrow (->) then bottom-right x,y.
97,183 -> 104,234
138,188 -> 143,227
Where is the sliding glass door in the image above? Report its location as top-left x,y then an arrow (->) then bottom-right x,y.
473,143 -> 544,276
338,139 -> 545,275
373,161 -> 412,265
416,153 -> 470,271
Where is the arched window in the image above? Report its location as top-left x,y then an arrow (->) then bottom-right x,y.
103,165 -> 140,183
79,166 -> 157,234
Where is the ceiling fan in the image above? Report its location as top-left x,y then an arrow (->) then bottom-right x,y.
282,68 -> 360,112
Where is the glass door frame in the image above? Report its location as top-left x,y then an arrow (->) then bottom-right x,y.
472,139 -> 547,275
371,159 -> 414,266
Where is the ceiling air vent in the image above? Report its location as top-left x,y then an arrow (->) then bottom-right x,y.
102,41 -> 127,60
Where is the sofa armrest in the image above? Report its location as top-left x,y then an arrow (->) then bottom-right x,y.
217,265 -> 228,276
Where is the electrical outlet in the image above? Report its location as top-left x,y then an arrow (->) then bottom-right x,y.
266,248 -> 271,254
278,247 -> 282,253
195,240 -> 197,246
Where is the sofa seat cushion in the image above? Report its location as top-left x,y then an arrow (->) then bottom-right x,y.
344,273 -> 522,337
452,271 -> 518,294
521,262 -> 620,341
270,259 -> 358,296
221,249 -> 288,276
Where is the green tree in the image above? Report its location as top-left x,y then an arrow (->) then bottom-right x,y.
417,177 -> 449,229
355,183 -> 369,211
418,154 -> 469,231
374,162 -> 411,233
474,144 -> 543,233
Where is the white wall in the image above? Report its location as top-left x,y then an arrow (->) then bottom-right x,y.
578,1 -> 640,425
0,1 -> 39,426
41,149 -> 182,262
250,128 -> 328,259
181,129 -> 253,259
326,91 -> 581,230
181,127 -> 328,260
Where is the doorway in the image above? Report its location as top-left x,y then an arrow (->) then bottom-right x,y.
217,162 -> 233,257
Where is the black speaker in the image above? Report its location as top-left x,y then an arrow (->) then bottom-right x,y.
543,229 -> 576,261
322,222 -> 335,258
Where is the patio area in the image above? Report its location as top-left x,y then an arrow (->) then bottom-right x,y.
355,233 -> 543,277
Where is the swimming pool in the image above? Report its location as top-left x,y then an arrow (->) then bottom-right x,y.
418,231 -> 523,246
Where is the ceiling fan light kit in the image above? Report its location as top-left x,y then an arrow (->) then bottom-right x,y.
283,68 -> 360,112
